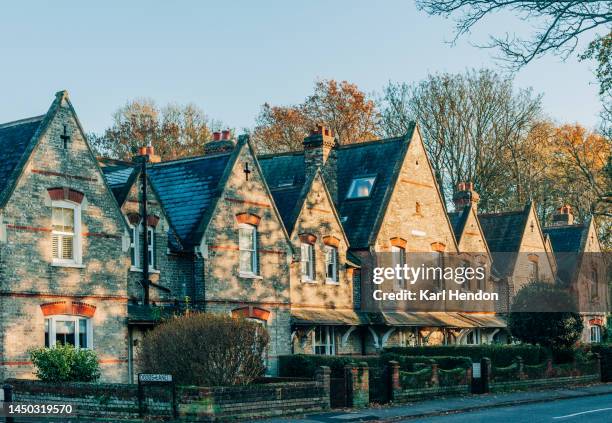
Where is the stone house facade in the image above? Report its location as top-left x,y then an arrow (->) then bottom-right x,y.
544,207 -> 609,343
0,92 -> 130,382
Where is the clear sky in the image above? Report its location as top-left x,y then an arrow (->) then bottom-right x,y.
0,1 -> 605,134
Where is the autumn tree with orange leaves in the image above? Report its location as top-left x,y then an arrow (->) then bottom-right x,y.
252,79 -> 379,153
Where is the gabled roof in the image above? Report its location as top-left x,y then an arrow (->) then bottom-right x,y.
98,158 -> 138,205
258,152 -> 306,233
146,152 -> 233,250
447,206 -> 471,243
0,115 -> 45,204
334,133 -> 413,248
543,223 -> 589,253
543,221 -> 591,287
478,204 -> 531,253
258,126 -> 416,249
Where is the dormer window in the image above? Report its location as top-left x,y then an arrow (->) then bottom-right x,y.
346,176 -> 376,199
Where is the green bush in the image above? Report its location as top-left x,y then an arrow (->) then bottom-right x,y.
29,344 -> 100,382
523,362 -> 547,379
491,362 -> 519,382
278,355 -> 381,378
380,353 -> 472,370
399,368 -> 432,389
438,367 -> 468,386
384,344 -> 548,366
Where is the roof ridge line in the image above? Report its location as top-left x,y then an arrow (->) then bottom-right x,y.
0,115 -> 46,129
150,152 -> 232,167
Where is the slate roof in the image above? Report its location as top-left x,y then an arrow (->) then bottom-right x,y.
258,152 -> 306,233
333,133 -> 412,248
447,206 -> 470,242
0,115 -> 45,200
99,158 -> 137,205
147,152 -> 233,249
258,129 -> 413,248
543,223 -> 590,287
478,205 -> 531,277
543,224 -> 588,253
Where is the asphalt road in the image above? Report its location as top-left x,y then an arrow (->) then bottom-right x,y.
408,393 -> 612,422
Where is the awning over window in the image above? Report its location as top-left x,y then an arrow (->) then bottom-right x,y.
291,308 -> 365,326
458,313 -> 507,328
378,312 -> 478,328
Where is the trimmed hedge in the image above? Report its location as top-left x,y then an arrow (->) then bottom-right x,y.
380,353 -> 471,371
384,345 -> 548,366
399,368 -> 432,389
278,355 -> 381,378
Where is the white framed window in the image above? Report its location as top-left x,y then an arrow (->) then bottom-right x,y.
51,201 -> 81,265
314,326 -> 336,355
325,246 -> 338,284
44,315 -> 92,349
130,223 -> 156,271
392,245 -> 406,289
239,223 -> 258,275
301,243 -> 315,282
346,176 -> 376,199
466,329 -> 481,345
590,326 -> 601,343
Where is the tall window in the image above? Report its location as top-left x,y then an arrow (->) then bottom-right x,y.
130,223 -> 155,270
44,316 -> 91,348
529,260 -> 539,280
301,243 -> 314,281
590,326 -> 601,343
591,269 -> 599,300
239,224 -> 258,275
466,329 -> 481,345
325,246 -> 338,283
392,246 -> 406,289
51,201 -> 80,265
314,326 -> 336,355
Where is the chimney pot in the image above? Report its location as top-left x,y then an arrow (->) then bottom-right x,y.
138,146 -> 147,156
221,130 -> 231,140
213,131 -> 222,141
453,181 -> 479,212
552,204 -> 574,225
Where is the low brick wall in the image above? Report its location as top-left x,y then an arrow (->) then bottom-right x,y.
4,367 -> 331,421
490,374 -> 600,393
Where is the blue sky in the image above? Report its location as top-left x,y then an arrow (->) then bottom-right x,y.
0,1 -> 605,133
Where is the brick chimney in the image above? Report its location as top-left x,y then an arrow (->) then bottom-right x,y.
204,129 -> 235,155
453,182 -> 480,212
136,145 -> 161,163
303,125 -> 338,202
552,205 -> 574,226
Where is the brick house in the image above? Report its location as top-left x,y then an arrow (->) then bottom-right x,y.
447,183 -> 506,344
544,206 -> 609,343
0,92 -> 130,382
101,134 -> 294,378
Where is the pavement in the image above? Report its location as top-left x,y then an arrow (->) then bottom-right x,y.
259,383 -> 612,423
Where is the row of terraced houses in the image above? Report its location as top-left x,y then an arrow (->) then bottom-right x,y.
0,92 -> 608,383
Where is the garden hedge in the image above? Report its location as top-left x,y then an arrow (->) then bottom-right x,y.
383,344 -> 548,366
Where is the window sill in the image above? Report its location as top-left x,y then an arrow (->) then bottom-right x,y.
130,267 -> 161,274
301,278 -> 317,284
325,279 -> 340,285
51,262 -> 85,269
239,272 -> 263,280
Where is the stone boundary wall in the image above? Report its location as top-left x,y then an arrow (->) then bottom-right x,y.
4,367 -> 331,421
490,374 -> 600,393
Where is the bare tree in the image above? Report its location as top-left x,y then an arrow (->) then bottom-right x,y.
416,1 -> 611,64
380,69 -> 543,212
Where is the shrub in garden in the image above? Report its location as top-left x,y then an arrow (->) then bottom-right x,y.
508,281 -> 583,349
384,344 -> 547,366
139,312 -> 268,386
29,344 -> 100,382
278,354 -> 381,378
